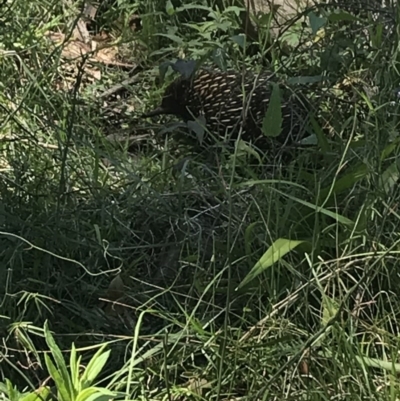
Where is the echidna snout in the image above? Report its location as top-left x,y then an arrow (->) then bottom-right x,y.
142,106 -> 169,118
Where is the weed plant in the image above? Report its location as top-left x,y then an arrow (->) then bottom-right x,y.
1,0 -> 400,400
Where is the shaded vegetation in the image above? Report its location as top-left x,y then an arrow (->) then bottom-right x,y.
1,0 -> 400,400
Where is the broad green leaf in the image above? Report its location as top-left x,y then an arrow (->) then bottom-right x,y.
44,354 -> 71,401
212,47 -> 227,70
379,162 -> 399,195
268,187 -> 354,226
187,117 -> 206,145
238,238 -> 306,288
169,59 -> 197,79
85,395 -> 115,401
0,382 -> 7,397
298,134 -> 318,145
222,6 -> 244,16
81,345 -> 110,387
321,296 -> 339,326
176,4 -> 210,12
355,356 -> 400,372
84,389 -> 117,401
235,139 -> 262,163
380,137 -> 400,161
155,33 -> 183,45
188,21 -> 211,32
310,115 -> 329,153
258,12 -> 273,27
44,322 -> 72,398
76,387 -> 113,401
20,387 -> 51,401
308,11 -> 327,34
171,59 -> 197,78
231,34 -> 246,48
238,179 -> 354,225
70,344 -> 82,392
189,316 -> 207,336
262,83 -> 282,137
321,349 -> 400,372
371,22 -> 383,48
77,389 -> 95,401
239,179 -> 307,191
5,379 -> 19,401
327,11 -> 359,22
166,0 -> 175,15
244,222 -> 259,264
319,163 -> 368,201
215,21 -> 232,32
14,329 -> 35,352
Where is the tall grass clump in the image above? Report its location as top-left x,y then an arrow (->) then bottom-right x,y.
1,0 -> 400,400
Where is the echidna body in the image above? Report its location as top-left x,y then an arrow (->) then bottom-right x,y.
144,68 -> 309,147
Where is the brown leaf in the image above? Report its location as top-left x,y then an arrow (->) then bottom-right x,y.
72,19 -> 91,44
184,377 -> 211,395
83,2 -> 98,20
106,274 -> 125,302
102,274 -> 128,320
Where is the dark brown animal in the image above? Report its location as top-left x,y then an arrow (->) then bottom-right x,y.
144,68 -> 311,149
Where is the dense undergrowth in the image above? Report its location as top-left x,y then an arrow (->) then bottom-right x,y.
1,0 -> 400,400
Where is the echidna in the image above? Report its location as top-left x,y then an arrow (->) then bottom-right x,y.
143,68 -> 311,148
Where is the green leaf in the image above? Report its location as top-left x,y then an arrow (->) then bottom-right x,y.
309,115 -> 329,153
381,137 -> 400,161
321,296 -> 339,326
199,20 -> 221,32
238,238 -> 307,289
371,23 -> 383,48
327,11 -> 359,22
308,11 -> 327,34
262,83 -> 282,137
242,181 -> 354,226
222,6 -> 244,16
298,134 -> 318,145
231,34 -> 246,48
84,389 -> 117,401
81,345 -> 110,387
14,328 -> 37,354
44,321 -> 68,374
44,322 -> 73,400
166,0 -> 175,15
379,162 -> 399,195
239,179 -> 307,191
212,48 -> 227,70
187,116 -> 206,145
69,343 -> 81,392
258,12 -> 273,27
45,354 -> 71,401
20,387 -> 51,401
189,316 -> 207,336
5,379 -> 19,401
155,33 -> 183,45
168,59 -> 197,79
235,139 -> 262,163
216,21 -> 232,32
272,188 -> 354,226
244,222 -> 259,265
175,4 -> 210,12
76,387 -> 115,401
319,163 -> 368,201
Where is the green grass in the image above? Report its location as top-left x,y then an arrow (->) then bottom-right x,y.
1,0 -> 400,400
